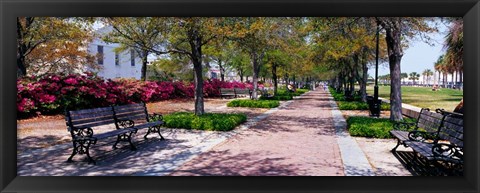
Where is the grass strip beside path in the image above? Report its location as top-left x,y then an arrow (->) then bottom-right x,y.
347,116 -> 416,139
227,99 -> 280,108
162,112 -> 247,131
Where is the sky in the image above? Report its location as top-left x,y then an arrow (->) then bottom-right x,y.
368,21 -> 449,78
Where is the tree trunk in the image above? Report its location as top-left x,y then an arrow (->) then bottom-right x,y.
219,59 -> 225,81
444,73 -> 447,88
451,73 -> 454,88
189,30 -> 204,115
361,61 -> 368,102
141,52 -> 148,81
383,21 -> 404,121
292,74 -> 297,86
460,70 -> 463,83
17,17 -> 31,77
454,71 -> 457,88
272,63 -> 278,95
251,52 -> 263,99
237,68 -> 244,82
252,69 -> 258,100
17,55 -> 27,77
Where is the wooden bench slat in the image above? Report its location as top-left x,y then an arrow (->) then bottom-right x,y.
131,121 -> 164,130
93,127 -> 137,140
71,120 -> 117,129
69,110 -> 114,119
68,107 -> 113,116
390,130 -> 409,141
113,103 -> 144,109
114,108 -> 146,114
113,105 -> 145,112
116,114 -> 148,122
405,141 -> 435,160
70,115 -> 116,125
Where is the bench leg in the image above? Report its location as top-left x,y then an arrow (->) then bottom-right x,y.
113,132 -> 137,151
67,139 -> 96,165
391,139 -> 402,152
144,126 -> 165,140
85,141 -> 96,165
67,141 -> 78,163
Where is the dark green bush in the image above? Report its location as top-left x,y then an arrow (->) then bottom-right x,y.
259,95 -> 293,100
337,101 -> 390,110
227,99 -> 280,108
275,88 -> 308,97
296,88 -> 309,94
329,87 -> 346,101
347,116 -> 416,138
162,112 -> 247,131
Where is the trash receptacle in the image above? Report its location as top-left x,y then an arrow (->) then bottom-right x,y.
367,95 -> 381,117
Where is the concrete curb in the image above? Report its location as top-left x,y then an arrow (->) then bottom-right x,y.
327,90 -> 375,176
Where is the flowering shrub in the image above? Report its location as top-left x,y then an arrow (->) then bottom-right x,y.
17,74 -> 253,117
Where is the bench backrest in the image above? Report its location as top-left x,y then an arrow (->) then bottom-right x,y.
436,114 -> 464,148
220,88 -> 235,94
234,88 -> 251,94
65,106 -> 116,130
416,108 -> 445,133
113,102 -> 150,123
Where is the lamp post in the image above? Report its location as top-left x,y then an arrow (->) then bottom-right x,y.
368,21 -> 382,117
374,22 -> 379,104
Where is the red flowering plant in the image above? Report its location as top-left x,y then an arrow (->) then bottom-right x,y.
17,73 -> 257,118
155,81 -> 176,100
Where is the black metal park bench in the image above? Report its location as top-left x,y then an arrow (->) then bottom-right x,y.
65,102 -> 164,164
220,88 -> 252,99
390,108 -> 445,152
234,88 -> 252,99
405,112 -> 463,171
220,88 -> 236,99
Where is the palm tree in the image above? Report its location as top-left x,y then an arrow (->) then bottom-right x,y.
423,69 -> 433,85
422,70 -> 428,85
444,18 -> 463,88
409,72 -> 420,85
434,55 -> 446,87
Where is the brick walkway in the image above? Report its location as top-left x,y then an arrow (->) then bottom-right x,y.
169,89 -> 346,176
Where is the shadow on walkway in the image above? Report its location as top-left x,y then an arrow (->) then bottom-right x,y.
393,151 -> 463,176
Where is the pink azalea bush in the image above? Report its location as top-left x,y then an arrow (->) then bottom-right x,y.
17,73 -> 254,117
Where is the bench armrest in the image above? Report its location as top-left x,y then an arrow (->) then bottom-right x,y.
432,143 -> 463,162
117,119 -> 135,129
70,127 -> 97,143
408,130 -> 436,142
393,121 -> 417,131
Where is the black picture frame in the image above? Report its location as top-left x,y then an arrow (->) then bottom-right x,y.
1,0 -> 479,192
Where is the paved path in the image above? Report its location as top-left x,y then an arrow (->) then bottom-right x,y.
17,88 -> 375,176
168,88 -> 371,176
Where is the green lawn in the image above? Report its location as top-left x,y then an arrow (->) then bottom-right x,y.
366,86 -> 463,111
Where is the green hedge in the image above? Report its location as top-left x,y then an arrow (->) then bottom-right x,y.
347,116 -> 416,138
259,95 -> 293,100
227,99 -> 280,108
337,101 -> 390,111
162,112 -> 247,131
329,87 -> 346,101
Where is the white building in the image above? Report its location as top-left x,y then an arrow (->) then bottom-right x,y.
87,26 -> 142,80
